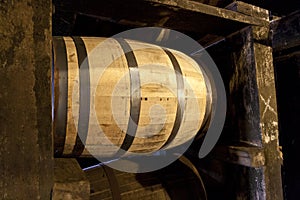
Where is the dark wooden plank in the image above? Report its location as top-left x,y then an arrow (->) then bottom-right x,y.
212,145 -> 265,167
252,25 -> 283,200
226,26 -> 263,146
191,0 -> 232,7
225,1 -> 270,21
53,0 -> 268,38
0,1 -> 52,199
149,0 -> 268,25
85,159 -> 206,200
197,25 -> 283,200
272,11 -> 300,52
220,25 -> 283,200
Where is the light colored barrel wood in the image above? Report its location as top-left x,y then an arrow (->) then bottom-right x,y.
64,37 -> 80,155
53,36 -> 210,157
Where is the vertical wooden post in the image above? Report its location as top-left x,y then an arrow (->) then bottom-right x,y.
225,23 -> 283,200
225,26 -> 268,200
205,17 -> 283,199
223,4 -> 283,198
252,25 -> 283,200
0,1 -> 52,199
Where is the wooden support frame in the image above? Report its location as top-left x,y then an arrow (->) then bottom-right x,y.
187,3 -> 283,199
201,24 -> 283,200
182,2 -> 284,197
51,1 -> 285,199
213,145 -> 265,168
53,0 -> 268,37
253,25 -> 283,200
0,0 -> 53,199
225,1 -> 270,21
218,3 -> 283,196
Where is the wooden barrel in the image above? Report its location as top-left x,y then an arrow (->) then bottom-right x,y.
83,157 -> 206,200
53,36 -> 211,157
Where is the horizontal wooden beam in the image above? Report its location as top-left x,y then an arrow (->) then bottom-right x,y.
272,10 -> 300,52
225,1 -> 270,21
53,0 -> 268,38
212,145 -> 265,167
148,0 -> 268,26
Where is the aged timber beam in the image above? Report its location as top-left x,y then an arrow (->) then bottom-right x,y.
271,10 -> 300,52
225,1 -> 270,21
52,159 -> 90,200
53,0 -> 268,37
0,1 -> 52,199
148,0 -> 269,26
224,25 -> 283,200
252,25 -> 283,200
213,145 -> 265,168
223,3 -> 283,198
202,24 -> 283,199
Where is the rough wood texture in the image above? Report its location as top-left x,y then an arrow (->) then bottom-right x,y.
191,0 -> 231,7
193,25 -> 283,199
0,1 -> 52,199
148,0 -> 268,26
226,27 -> 263,146
53,159 -> 90,200
53,0 -> 268,38
271,10 -> 300,52
213,145 -> 265,167
53,37 -> 209,157
253,26 -> 283,200
84,159 -> 205,200
207,28 -> 268,199
223,26 -> 283,200
225,1 -> 270,21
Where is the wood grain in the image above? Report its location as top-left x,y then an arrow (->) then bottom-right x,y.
53,37 -> 210,157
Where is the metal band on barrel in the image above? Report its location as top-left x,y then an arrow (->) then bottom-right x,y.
197,69 -> 212,138
178,156 -> 208,200
53,37 -> 68,157
114,38 -> 141,152
71,37 -> 90,156
162,49 -> 185,147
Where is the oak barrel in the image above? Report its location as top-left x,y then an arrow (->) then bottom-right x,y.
83,158 -> 206,200
53,36 -> 211,157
